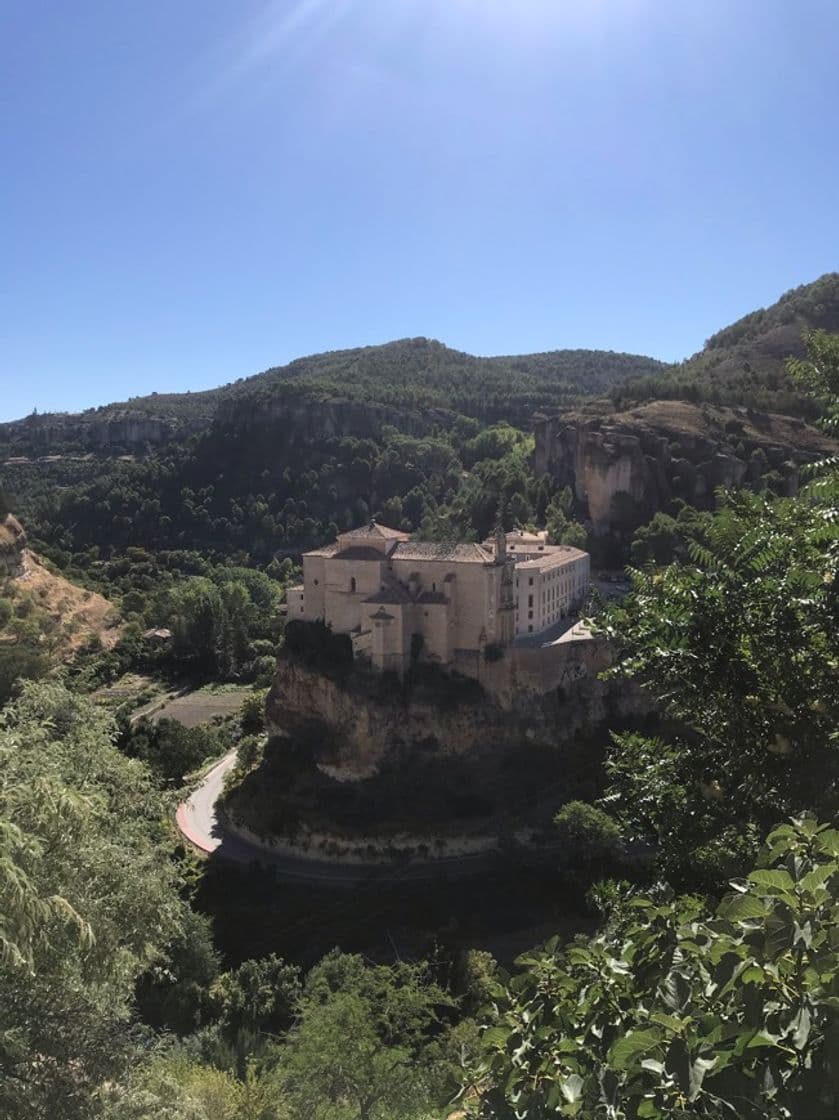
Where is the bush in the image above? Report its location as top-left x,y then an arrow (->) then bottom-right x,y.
554,800 -> 621,867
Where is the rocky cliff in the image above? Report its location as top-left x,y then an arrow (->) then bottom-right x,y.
266,640 -> 649,779
0,515 -> 26,577
534,400 -> 836,535
0,410 -> 211,455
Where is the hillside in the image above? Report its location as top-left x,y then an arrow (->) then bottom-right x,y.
617,273 -> 839,414
0,511 -> 122,702
1,511 -> 121,659
0,339 -> 668,457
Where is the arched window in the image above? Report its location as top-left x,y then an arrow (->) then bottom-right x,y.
350,577 -> 357,593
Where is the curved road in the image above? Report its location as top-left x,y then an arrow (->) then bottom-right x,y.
176,751 -> 502,884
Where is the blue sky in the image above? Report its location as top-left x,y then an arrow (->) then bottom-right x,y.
2,0 -> 838,421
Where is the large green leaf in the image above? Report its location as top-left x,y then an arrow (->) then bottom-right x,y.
608,1028 -> 663,1071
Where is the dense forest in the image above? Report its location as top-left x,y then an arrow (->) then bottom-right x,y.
0,329 -> 837,1118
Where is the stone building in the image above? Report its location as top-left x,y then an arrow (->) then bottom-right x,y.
287,522 -> 589,675
498,530 -> 590,636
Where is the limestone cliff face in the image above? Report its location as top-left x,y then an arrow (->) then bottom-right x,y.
0,515 -> 26,577
219,393 -> 453,444
534,401 -> 834,534
0,411 -> 211,454
266,644 -> 649,779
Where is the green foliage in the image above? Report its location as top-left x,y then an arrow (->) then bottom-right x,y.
469,817 -> 839,1119
120,716 -> 227,787
545,489 -> 588,549
629,506 -> 711,567
554,801 -> 622,869
211,954 -> 302,1044
278,950 -> 452,1120
0,680 -> 186,1119
240,691 -> 266,735
136,908 -> 221,1036
602,487 -> 839,888
0,640 -> 50,706
788,328 -> 839,512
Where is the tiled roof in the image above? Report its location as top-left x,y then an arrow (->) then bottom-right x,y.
392,541 -> 493,564
305,542 -> 339,557
341,521 -> 409,541
514,547 -> 588,570
334,546 -> 386,561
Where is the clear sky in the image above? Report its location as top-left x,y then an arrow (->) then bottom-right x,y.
2,0 -> 838,421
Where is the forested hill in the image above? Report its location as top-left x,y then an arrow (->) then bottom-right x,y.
225,339 -> 668,417
0,339 -> 668,457
616,272 -> 839,415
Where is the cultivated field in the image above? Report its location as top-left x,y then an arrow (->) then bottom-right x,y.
133,684 -> 251,728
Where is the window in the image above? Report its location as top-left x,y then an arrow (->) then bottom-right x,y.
528,624 -> 533,632
350,577 -> 356,592
313,579 -> 319,585
528,577 -> 534,586
528,610 -> 533,620
528,594 -> 533,607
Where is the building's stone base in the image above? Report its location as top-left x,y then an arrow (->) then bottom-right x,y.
266,633 -> 650,780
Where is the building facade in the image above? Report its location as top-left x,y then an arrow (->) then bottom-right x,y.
499,530 -> 590,636
288,522 -> 589,674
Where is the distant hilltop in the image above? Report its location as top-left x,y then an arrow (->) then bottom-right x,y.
0,338 -> 668,457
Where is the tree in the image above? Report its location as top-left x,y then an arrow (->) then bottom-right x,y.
470,817 -> 839,1119
554,800 -> 621,870
278,951 -> 451,1120
121,716 -> 225,787
602,489 -> 839,888
211,954 -> 302,1041
787,327 -> 839,508
168,577 -> 226,673
240,691 -> 266,736
0,681 -> 186,1119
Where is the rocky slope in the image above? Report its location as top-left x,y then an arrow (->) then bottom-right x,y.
0,516 -> 122,659
0,515 -> 26,576
534,400 -> 836,536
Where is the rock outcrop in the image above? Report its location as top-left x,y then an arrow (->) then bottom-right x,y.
0,410 -> 211,455
0,515 -> 26,577
266,640 -> 650,779
534,400 -> 835,535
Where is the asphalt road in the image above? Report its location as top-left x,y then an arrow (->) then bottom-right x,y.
175,750 -> 503,884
